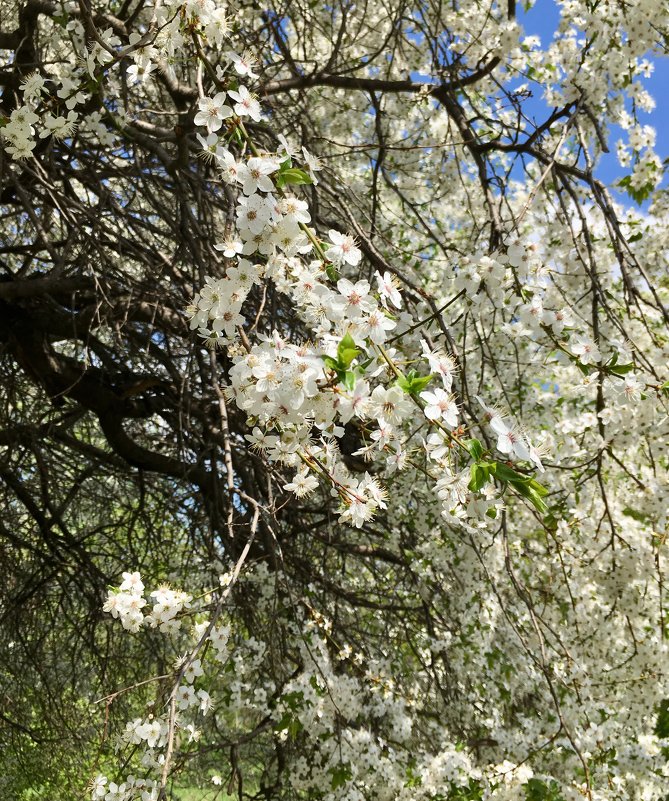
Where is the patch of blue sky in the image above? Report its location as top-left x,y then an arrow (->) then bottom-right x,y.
517,0 -> 669,201
396,2 -> 668,208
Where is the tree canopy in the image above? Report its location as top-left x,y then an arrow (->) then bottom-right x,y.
1,0 -> 669,799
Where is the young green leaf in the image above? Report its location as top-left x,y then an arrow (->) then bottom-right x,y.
276,167 -> 313,188
337,333 -> 360,368
465,438 -> 484,461
608,363 -> 635,376
468,463 -> 489,492
396,370 -> 433,395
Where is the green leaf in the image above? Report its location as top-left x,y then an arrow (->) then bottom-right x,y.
325,262 -> 339,281
276,167 -> 313,189
396,370 -> 433,395
543,513 -> 558,532
409,373 -> 433,393
465,438 -> 484,461
323,335 -> 360,386
447,778 -> 484,800
468,464 -> 488,492
524,778 -> 565,801
514,482 -> 549,514
617,174 -> 656,205
228,125 -> 244,146
489,462 -> 521,483
337,332 -> 360,368
608,363 -> 634,376
654,699 -> 669,738
527,477 -> 549,497
395,373 -> 410,393
490,463 -> 549,513
330,764 -> 352,790
273,713 -> 303,737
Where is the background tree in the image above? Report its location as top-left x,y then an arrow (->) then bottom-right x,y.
1,0 -> 669,799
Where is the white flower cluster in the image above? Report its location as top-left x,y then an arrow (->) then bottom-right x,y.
145,586 -> 192,633
185,86 -> 550,529
90,774 -> 158,801
102,572 -> 147,632
103,573 -> 191,634
124,716 -> 169,749
98,573 -> 218,800
476,396 -> 544,470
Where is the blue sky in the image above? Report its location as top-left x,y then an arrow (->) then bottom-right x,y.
518,0 -> 669,196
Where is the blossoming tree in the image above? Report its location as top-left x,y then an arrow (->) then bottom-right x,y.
1,0 -> 669,799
